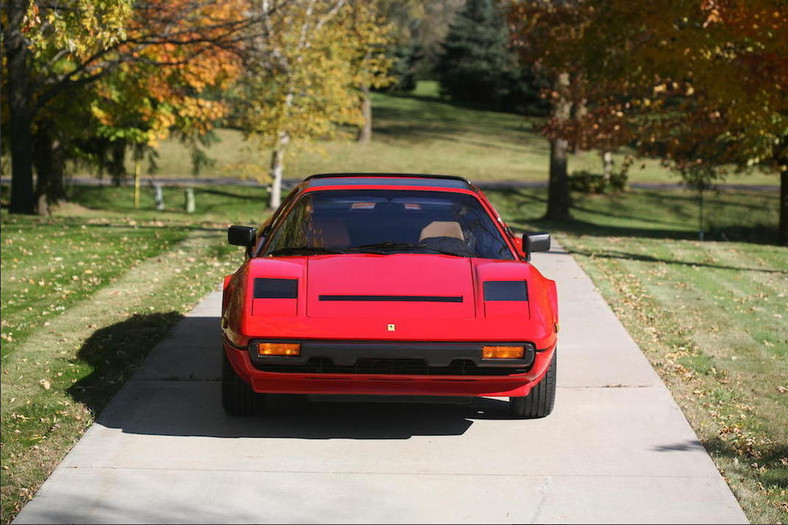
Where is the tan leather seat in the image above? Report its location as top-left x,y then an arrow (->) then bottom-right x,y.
419,221 -> 464,241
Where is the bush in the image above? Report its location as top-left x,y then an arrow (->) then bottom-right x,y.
569,170 -> 628,194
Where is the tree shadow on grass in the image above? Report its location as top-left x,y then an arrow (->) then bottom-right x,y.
193,186 -> 264,200
380,88 -> 541,118
565,248 -> 787,274
703,437 -> 788,491
485,188 -> 780,245
651,439 -> 788,492
68,312 -> 184,417
537,218 -> 779,245
63,183 -> 267,219
492,188 -> 702,241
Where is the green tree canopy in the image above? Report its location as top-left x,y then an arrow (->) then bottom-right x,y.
2,0 -> 251,214
507,0 -> 787,242
236,0 -> 394,209
435,0 -> 517,108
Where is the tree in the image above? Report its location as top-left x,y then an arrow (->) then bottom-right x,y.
382,40 -> 421,93
347,2 -> 396,144
636,0 -> 788,245
238,0 -> 394,209
579,0 -> 787,243
508,0 -> 788,243
1,0 -> 251,214
2,0 -> 131,213
507,1 -> 598,220
83,0 -> 245,187
435,0 -> 513,106
372,0 -> 430,93
407,0 -> 466,77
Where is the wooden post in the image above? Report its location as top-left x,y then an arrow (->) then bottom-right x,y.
153,183 -> 165,211
185,187 -> 195,214
133,157 -> 141,209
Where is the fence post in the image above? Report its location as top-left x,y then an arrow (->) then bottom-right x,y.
185,187 -> 195,214
133,158 -> 141,209
153,183 -> 165,211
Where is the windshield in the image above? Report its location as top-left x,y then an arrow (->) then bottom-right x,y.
263,189 -> 514,260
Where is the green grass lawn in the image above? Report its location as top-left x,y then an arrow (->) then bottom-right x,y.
1,81 -> 785,524
485,187 -> 787,524
121,81 -> 778,187
562,234 -> 787,524
0,186 -> 265,522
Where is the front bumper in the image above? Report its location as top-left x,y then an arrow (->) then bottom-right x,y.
250,339 -> 536,373
223,337 -> 555,397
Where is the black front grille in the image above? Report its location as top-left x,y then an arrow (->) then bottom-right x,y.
255,357 -> 528,376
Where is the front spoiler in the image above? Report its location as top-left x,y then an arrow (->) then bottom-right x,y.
248,339 -> 536,369
223,340 -> 555,398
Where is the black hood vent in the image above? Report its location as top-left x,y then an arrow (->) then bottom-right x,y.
319,294 -> 463,303
483,281 -> 528,301
254,278 -> 298,298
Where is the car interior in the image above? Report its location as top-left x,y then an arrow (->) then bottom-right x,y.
265,190 -> 513,259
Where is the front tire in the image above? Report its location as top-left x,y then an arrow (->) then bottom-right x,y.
222,349 -> 264,416
510,348 -> 557,419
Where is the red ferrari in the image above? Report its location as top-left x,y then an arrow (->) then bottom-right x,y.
222,173 -> 558,418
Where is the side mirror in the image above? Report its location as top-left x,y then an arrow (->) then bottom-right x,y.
228,225 -> 257,247
524,232 -> 551,261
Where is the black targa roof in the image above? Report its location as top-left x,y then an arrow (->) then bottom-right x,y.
303,173 -> 475,191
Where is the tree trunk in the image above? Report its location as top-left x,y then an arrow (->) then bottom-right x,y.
545,72 -> 572,220
572,97 -> 587,154
110,141 -> 127,186
546,137 -> 572,220
780,169 -> 787,247
32,123 -> 68,216
268,131 -> 290,210
5,0 -> 36,215
357,84 -> 372,144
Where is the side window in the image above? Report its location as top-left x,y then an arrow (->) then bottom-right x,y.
454,199 -> 513,260
255,188 -> 302,256
263,194 -> 315,254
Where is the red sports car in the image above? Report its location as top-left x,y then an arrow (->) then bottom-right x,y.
221,173 -> 558,418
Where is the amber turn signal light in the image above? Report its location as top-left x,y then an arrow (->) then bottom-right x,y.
482,345 -> 524,359
256,342 -> 301,356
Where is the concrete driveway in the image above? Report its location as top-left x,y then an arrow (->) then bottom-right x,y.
13,246 -> 748,524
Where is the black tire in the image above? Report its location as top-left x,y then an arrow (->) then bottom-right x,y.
222,350 -> 265,416
510,348 -> 557,419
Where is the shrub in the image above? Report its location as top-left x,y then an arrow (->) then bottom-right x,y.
569,170 -> 629,194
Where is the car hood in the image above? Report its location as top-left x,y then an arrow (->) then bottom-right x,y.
227,254 -> 556,345
306,254 -> 475,319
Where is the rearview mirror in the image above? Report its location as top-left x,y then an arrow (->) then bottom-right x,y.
228,225 -> 257,247
524,232 -> 551,261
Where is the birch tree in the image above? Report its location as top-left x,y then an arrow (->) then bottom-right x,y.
240,0 -> 394,209
348,2 -> 395,144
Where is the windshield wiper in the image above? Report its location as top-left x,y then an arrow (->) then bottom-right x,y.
268,246 -> 344,256
347,242 -> 467,257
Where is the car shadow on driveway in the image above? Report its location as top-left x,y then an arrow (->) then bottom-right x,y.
84,315 -> 523,440
93,384 -> 525,440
